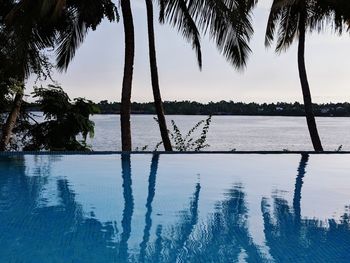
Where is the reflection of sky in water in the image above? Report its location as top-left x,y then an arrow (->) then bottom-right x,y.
0,154 -> 350,262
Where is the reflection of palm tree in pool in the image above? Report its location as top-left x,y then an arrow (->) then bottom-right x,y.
293,154 -> 309,225
261,154 -> 350,262
0,156 -> 47,219
135,177 -> 201,263
5,154 -> 350,262
118,153 -> 135,262
139,154 -> 159,262
0,156 -> 118,263
184,184 -> 265,263
140,183 -> 265,263
165,182 -> 201,262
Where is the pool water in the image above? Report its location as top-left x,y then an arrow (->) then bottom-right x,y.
0,154 -> 350,262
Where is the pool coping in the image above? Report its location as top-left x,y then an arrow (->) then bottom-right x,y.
1,151 -> 350,155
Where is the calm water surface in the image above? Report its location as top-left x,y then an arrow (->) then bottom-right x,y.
1,153 -> 350,262
85,115 -> 350,151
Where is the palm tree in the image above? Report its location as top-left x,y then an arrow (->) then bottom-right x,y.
264,0 -> 323,151
145,0 -> 173,151
120,0 -> 135,151
0,1 -> 53,150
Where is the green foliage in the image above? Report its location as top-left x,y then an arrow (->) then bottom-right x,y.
155,115 -> 212,151
0,0 -> 118,81
134,145 -> 149,151
21,85 -> 99,151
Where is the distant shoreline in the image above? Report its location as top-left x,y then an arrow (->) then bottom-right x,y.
26,100 -> 350,117
27,110 -> 350,118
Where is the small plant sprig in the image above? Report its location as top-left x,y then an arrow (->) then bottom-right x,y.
155,115 -> 212,151
134,145 -> 149,151
336,145 -> 343,152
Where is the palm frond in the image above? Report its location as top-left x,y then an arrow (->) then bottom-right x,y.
275,4 -> 299,52
188,0 -> 255,69
159,0 -> 202,68
265,0 -> 300,53
55,9 -> 88,71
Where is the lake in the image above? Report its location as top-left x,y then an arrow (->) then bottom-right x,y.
84,115 -> 350,151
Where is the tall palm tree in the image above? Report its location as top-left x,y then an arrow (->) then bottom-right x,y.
264,0 -> 323,151
120,0 -> 135,151
145,0 -> 173,151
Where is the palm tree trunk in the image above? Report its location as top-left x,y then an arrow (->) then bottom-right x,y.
298,12 -> 323,152
0,91 -> 23,151
145,0 -> 173,151
120,0 -> 135,151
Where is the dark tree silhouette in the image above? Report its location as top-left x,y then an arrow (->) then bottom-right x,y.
265,0 -> 323,151
120,0 -> 135,151
145,0 -> 173,151
0,0 -> 116,151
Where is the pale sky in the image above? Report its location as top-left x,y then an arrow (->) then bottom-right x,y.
27,0 -> 350,103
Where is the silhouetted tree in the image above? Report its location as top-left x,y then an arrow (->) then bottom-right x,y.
21,85 -> 98,151
265,0 -> 323,151
145,0 -> 173,151
0,0 -> 116,151
120,0 -> 135,151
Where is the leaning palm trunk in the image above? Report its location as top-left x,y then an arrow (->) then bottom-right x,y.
120,0 -> 135,151
297,12 -> 323,152
0,91 -> 23,151
145,0 -> 172,151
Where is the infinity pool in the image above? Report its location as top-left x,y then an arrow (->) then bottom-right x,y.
0,154 -> 350,262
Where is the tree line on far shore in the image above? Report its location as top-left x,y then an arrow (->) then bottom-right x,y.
25,100 -> 350,117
